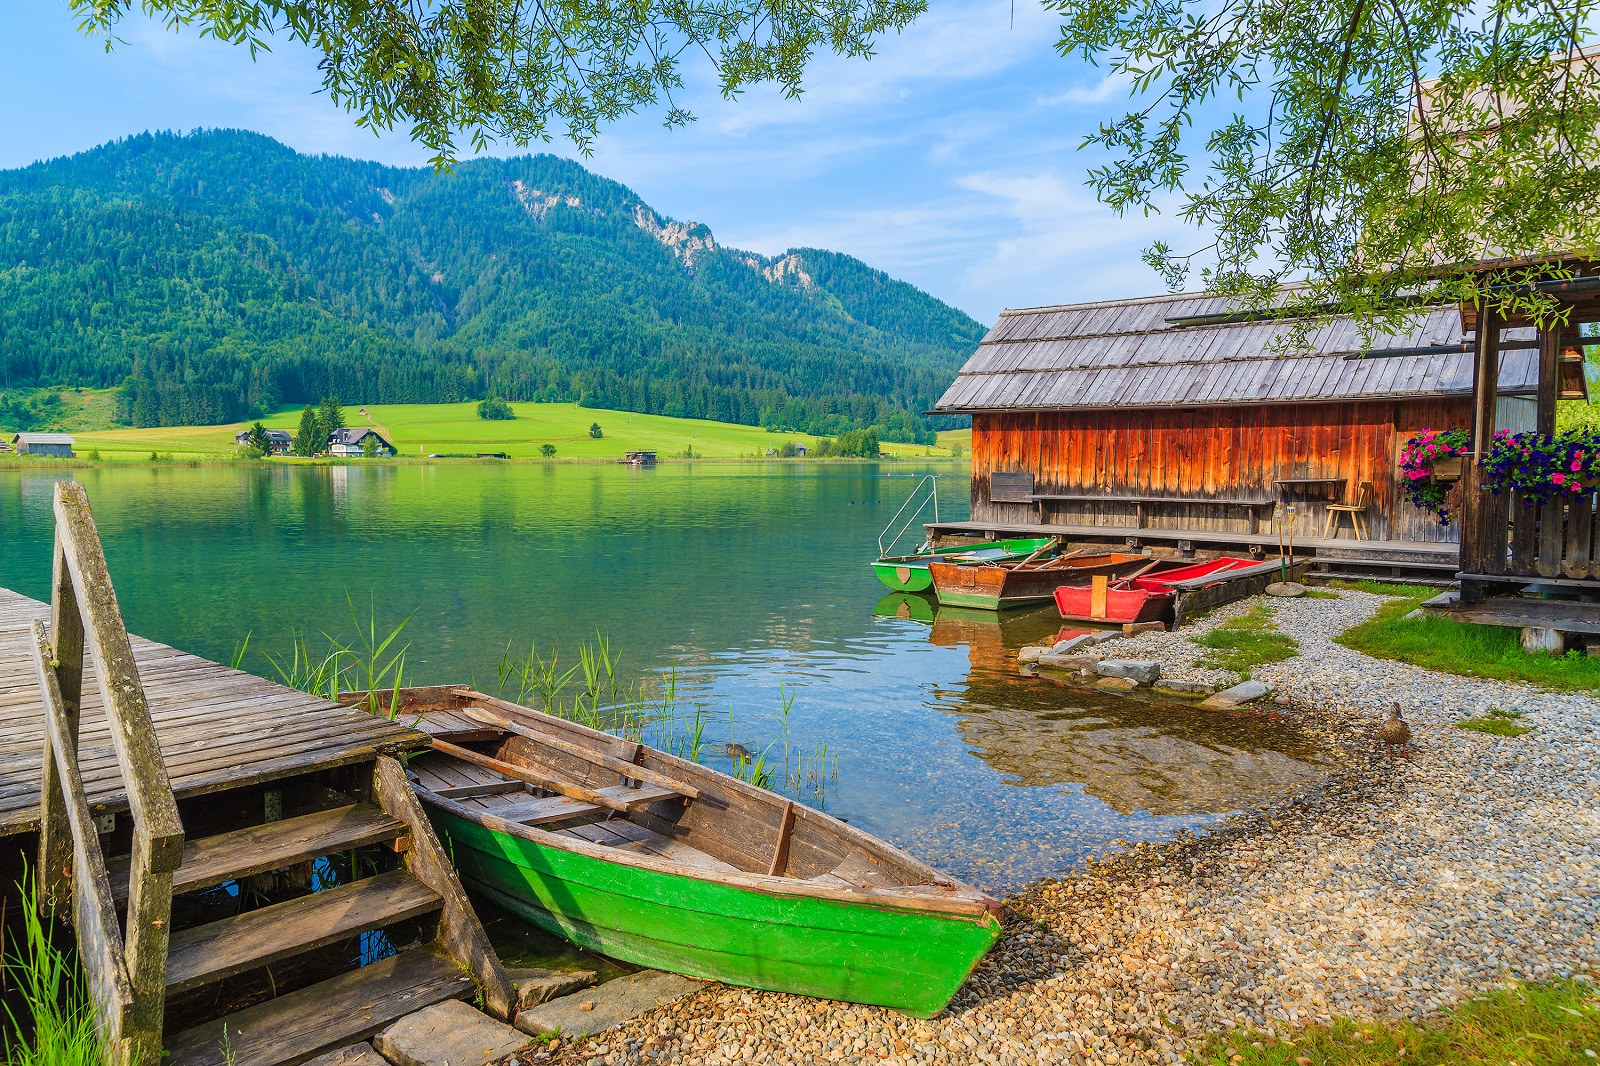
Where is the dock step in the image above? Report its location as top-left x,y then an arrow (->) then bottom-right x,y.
164,870 -> 444,994
111,804 -> 409,903
164,946 -> 475,1066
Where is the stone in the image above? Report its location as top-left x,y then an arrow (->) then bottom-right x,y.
514,971 -> 703,1039
1264,582 -> 1307,597
1152,680 -> 1216,697
1122,621 -> 1165,635
1273,695 -> 1291,706
508,967 -> 598,1010
1089,630 -> 1126,644
302,1045 -> 389,1066
1402,609 -> 1425,620
1095,660 -> 1162,685
1096,676 -> 1140,690
1037,652 -> 1102,671
1520,627 -> 1567,655
1199,679 -> 1272,709
373,1001 -> 531,1066
1017,645 -> 1047,664
1054,633 -> 1097,652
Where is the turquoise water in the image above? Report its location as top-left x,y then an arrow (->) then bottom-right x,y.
0,463 -> 1326,893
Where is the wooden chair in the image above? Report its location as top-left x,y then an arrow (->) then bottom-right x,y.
1323,480 -> 1373,540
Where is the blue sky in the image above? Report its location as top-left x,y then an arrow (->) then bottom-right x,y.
1,0 -> 1202,323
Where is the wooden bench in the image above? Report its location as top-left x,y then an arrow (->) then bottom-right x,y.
1025,492 -> 1276,531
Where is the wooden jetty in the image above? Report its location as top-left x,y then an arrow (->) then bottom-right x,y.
0,482 -> 512,1066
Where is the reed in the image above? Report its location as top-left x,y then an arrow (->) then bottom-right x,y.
2,870 -> 107,1066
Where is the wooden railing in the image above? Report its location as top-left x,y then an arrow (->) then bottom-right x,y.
1461,478 -> 1599,581
33,481 -> 184,1066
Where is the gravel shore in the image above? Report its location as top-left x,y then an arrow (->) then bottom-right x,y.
540,589 -> 1600,1066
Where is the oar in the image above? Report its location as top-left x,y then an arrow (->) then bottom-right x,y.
1013,537 -> 1060,570
463,707 -> 700,799
429,739 -> 636,813
1035,547 -> 1094,570
1110,559 -> 1164,588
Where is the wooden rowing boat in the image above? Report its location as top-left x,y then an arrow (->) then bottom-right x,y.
1053,557 -> 1256,624
357,686 -> 1002,1018
928,552 -> 1149,610
872,537 -> 1054,593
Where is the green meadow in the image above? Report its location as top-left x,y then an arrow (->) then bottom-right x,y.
25,399 -> 971,461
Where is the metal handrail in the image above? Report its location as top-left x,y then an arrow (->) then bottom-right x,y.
36,481 -> 183,1066
878,474 -> 940,558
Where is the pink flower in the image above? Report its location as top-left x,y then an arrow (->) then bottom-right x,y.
1573,460 -> 1584,472
1553,472 -> 1567,485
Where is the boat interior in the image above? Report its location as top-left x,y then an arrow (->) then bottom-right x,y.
361,687 -> 995,913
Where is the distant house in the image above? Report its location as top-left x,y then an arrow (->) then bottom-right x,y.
794,445 -> 807,457
328,428 -> 394,457
12,432 -> 75,458
620,451 -> 657,466
234,429 -> 293,455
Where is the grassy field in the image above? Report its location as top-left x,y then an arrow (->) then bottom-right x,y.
34,400 -> 971,462
1201,980 -> 1597,1066
1331,580 -> 1600,691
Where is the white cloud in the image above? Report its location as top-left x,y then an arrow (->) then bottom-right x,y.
1038,70 -> 1136,107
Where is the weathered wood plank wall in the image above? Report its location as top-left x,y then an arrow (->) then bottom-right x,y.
970,399 -> 1470,543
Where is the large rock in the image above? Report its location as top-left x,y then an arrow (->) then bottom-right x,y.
373,1001 -> 530,1066
1199,679 -> 1272,708
1036,652 -> 1102,671
302,1045 -> 388,1066
1017,645 -> 1047,664
515,971 -> 703,1039
508,967 -> 598,1011
1095,660 -> 1162,685
1053,633 -> 1098,653
1096,676 -> 1140,690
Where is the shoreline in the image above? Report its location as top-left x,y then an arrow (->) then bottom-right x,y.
0,455 -> 970,471
540,589 -> 1599,1066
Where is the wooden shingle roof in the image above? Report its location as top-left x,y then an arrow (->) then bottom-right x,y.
933,292 -> 1539,412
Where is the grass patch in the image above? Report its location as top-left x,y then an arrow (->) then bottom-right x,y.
1327,579 -> 1440,598
1198,979 -> 1598,1066
1302,588 -> 1341,599
2,870 -> 107,1066
1456,707 -> 1536,737
1335,591 -> 1600,692
1194,605 -> 1300,676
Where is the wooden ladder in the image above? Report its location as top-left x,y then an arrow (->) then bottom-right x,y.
33,481 -> 513,1066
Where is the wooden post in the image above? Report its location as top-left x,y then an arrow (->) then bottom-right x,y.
1459,306 -> 1501,593
1537,326 -> 1561,437
38,542 -> 85,910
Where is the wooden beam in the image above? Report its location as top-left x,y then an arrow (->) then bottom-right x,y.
1460,306 -> 1502,585
1537,326 -> 1561,436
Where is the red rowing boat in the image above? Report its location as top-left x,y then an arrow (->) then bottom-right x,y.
1053,557 -> 1256,624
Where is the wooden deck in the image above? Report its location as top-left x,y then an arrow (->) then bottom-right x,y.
0,587 -> 425,837
926,519 -> 1459,576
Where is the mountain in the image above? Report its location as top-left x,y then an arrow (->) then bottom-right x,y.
0,130 -> 983,441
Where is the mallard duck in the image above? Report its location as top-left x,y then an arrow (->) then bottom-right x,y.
1379,703 -> 1412,760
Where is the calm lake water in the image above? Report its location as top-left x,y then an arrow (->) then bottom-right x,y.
0,463 -> 1327,894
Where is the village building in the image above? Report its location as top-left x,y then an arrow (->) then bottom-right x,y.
927,291 -> 1562,580
233,428 -> 293,455
327,427 -> 395,457
10,432 -> 76,458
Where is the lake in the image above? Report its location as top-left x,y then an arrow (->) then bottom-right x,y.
0,462 -> 1327,894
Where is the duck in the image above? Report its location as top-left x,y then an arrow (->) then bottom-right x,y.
1379,703 -> 1412,760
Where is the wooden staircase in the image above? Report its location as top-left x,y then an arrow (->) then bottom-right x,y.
31,481 -> 513,1066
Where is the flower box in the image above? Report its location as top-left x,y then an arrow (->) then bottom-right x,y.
1428,457 -> 1463,483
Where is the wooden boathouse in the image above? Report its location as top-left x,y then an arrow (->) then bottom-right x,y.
1,481 -> 513,1066
928,292 -> 1562,579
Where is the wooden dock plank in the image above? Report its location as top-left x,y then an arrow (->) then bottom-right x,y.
0,588 -> 426,836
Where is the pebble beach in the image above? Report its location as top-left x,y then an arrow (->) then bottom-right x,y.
537,587 -> 1599,1066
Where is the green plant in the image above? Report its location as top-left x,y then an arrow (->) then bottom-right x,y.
1193,605 -> 1299,676
1456,714 -> 1535,737
1198,979 -> 1597,1066
2,868 -> 108,1066
1302,588 -> 1339,599
477,397 -> 515,420
262,630 -> 346,700
539,443 -> 557,458
332,596 -> 416,718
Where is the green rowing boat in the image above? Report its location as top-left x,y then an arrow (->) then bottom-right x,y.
873,537 -> 1054,592
387,687 -> 1002,1018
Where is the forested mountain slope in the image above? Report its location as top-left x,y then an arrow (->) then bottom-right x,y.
0,130 -> 984,438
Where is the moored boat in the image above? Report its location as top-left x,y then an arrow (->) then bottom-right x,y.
1053,556 -> 1257,624
929,551 -> 1149,610
872,537 -> 1054,592
361,686 -> 1002,1018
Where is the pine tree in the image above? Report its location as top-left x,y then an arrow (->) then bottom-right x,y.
316,395 -> 345,441
292,405 -> 321,456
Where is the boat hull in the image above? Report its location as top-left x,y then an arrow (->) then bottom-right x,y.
873,538 -> 1054,592
1053,584 -> 1174,625
429,809 -> 1002,1018
929,554 -> 1147,610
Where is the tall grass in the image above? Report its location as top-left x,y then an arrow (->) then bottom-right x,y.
2,872 -> 106,1066
260,596 -> 414,717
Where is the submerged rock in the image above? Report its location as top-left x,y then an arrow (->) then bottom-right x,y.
1200,679 -> 1272,708
1096,660 -> 1162,685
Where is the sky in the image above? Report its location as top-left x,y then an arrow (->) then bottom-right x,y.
0,0 -> 1206,324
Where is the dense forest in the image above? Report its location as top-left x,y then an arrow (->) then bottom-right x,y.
0,130 -> 984,440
